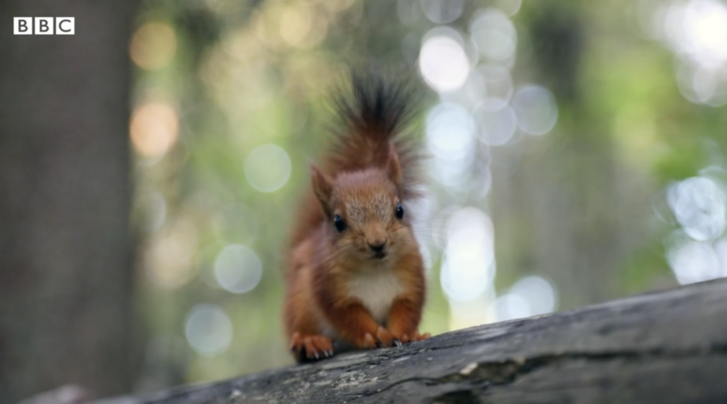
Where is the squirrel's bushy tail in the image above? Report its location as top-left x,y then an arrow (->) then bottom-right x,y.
324,69 -> 422,200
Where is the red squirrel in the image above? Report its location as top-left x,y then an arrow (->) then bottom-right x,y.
283,71 -> 430,362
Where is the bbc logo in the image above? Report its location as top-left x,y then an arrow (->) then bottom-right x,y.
13,17 -> 75,35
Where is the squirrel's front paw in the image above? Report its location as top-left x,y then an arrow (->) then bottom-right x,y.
290,332 -> 334,362
391,330 -> 432,344
353,326 -> 396,348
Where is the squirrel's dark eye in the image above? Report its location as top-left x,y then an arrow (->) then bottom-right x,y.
395,203 -> 404,219
333,215 -> 347,232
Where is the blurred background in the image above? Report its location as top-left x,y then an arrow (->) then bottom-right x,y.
2,0 -> 727,402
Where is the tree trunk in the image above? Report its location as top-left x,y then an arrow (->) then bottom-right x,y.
492,2 -> 657,309
96,279 -> 727,404
0,1 -> 138,402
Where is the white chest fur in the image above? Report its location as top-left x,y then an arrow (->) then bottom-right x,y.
347,267 -> 403,324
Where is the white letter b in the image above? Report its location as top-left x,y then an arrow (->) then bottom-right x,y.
14,17 -> 32,35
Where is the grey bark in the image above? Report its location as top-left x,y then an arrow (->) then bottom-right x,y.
97,279 -> 727,404
0,1 -> 138,402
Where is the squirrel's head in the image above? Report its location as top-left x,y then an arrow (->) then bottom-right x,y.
310,149 -> 417,264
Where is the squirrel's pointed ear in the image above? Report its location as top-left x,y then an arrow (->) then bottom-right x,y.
386,143 -> 403,189
310,164 -> 333,209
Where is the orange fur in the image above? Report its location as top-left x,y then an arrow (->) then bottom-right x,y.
283,71 -> 429,362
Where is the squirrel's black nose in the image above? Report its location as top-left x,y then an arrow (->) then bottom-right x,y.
368,242 -> 386,253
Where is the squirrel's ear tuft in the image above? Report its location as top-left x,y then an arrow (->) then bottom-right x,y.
310,164 -> 333,211
386,142 -> 403,190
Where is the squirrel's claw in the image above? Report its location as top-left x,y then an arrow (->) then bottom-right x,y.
290,333 -> 334,363
390,331 -> 431,345
375,326 -> 395,347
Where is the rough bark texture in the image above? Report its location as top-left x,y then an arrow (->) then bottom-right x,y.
0,1 -> 138,402
98,279 -> 727,404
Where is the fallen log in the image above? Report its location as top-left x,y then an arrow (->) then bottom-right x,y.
98,279 -> 727,404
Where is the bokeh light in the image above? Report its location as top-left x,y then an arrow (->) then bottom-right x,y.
447,293 -> 493,330
676,63 -> 727,106
494,293 -> 530,321
426,103 -> 477,186
665,0 -> 727,68
494,276 -> 558,321
494,0 -> 523,16
509,276 -> 558,316
213,244 -> 263,294
130,22 -> 177,70
475,64 -> 514,109
469,9 -> 517,63
474,103 -> 517,146
419,28 -> 471,92
279,4 -> 328,48
279,4 -> 313,47
244,144 -> 292,193
511,85 -> 558,136
440,208 -> 496,302
668,239 -> 724,284
645,0 -> 727,106
665,174 -> 727,285
145,219 -> 199,289
420,0 -> 465,24
715,237 -> 727,275
184,304 -> 233,356
667,176 -> 726,241
426,103 -> 476,162
129,102 -> 179,160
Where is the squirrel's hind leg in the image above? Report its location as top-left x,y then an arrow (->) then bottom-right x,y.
290,332 -> 334,362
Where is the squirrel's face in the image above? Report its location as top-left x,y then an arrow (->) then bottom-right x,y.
311,164 -> 417,263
